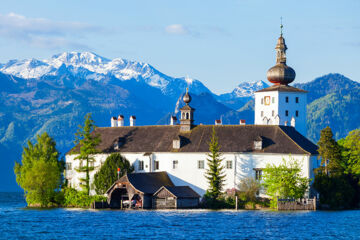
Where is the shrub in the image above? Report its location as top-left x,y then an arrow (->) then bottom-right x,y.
62,187 -> 106,208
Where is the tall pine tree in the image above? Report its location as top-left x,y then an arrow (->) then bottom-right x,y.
74,113 -> 100,195
205,126 -> 225,199
317,126 -> 342,175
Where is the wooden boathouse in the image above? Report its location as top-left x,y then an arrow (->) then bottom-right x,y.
152,186 -> 200,209
105,171 -> 200,209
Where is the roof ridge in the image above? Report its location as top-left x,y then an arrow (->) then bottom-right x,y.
276,126 -> 310,155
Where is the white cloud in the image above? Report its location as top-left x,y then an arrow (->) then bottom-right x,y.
0,12 -> 101,49
165,24 -> 189,35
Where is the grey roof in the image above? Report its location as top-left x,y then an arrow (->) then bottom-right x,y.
154,186 -> 200,198
256,85 -> 307,93
68,125 -> 318,155
114,172 -> 174,194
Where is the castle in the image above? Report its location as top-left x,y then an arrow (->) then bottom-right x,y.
65,29 -> 318,197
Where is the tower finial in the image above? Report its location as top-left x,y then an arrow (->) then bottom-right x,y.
280,17 -> 283,36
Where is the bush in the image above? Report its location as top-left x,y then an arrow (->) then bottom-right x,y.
313,173 -> 356,209
201,192 -> 235,209
62,187 -> 106,208
237,177 -> 261,203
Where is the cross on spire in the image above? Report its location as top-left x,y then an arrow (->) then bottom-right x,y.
280,17 -> 283,36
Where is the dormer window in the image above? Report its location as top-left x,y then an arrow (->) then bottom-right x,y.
173,136 -> 181,149
253,136 -> 263,150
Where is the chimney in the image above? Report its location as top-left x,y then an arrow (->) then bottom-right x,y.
170,116 -> 177,126
117,115 -> 124,127
215,119 -> 222,125
130,115 -> 136,126
239,119 -> 246,125
291,117 -> 296,127
111,117 -> 117,127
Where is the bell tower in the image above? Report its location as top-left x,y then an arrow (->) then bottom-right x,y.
180,88 -> 195,132
254,23 -> 308,136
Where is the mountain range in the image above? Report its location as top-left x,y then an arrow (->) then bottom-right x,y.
0,52 -> 359,191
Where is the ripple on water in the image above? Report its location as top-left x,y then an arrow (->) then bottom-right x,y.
0,193 -> 360,239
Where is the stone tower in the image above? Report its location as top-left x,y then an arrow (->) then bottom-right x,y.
254,25 -> 307,136
180,88 -> 195,131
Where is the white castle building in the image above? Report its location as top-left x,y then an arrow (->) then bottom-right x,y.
65,30 -> 318,197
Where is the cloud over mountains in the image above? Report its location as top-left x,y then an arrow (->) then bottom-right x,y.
0,12 -> 102,49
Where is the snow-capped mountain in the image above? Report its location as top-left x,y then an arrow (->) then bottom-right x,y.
0,52 -> 211,98
216,80 -> 269,110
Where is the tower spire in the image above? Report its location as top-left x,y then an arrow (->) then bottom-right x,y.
266,22 -> 296,85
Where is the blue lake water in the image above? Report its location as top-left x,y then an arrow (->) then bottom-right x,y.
1,192 -> 360,239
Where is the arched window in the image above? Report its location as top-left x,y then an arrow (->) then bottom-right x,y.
182,112 -> 185,119
186,112 -> 189,119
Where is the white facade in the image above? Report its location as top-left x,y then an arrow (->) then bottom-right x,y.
254,90 -> 307,136
65,151 -> 318,196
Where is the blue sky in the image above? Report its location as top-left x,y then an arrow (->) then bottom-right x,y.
0,0 -> 359,93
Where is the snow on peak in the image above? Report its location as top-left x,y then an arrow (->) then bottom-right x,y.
232,80 -> 269,97
185,75 -> 193,84
49,52 -> 110,68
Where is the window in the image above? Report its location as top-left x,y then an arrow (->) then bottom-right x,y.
226,161 -> 232,169
261,111 -> 264,117
254,140 -> 262,150
155,161 -> 159,170
272,97 -> 275,103
296,97 -> 299,103
138,161 -> 144,170
285,96 -> 289,103
272,110 -> 274,117
66,163 -> 72,170
254,169 -> 262,180
173,160 -> 178,169
89,161 -> 94,168
296,110 -> 299,117
261,98 -> 264,104
198,160 -> 204,169
285,110 -> 289,117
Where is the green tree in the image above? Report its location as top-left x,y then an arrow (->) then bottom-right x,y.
338,129 -> 360,176
313,173 -> 355,209
205,126 -> 225,200
14,132 -> 62,207
93,153 -> 134,194
317,126 -> 343,175
262,157 -> 310,208
74,113 -> 100,195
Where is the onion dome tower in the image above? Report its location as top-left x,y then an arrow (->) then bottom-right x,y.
266,24 -> 296,85
180,88 -> 195,131
254,23 -> 308,137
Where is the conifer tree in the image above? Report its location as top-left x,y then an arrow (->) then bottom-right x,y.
205,126 -> 225,199
93,153 -> 134,194
317,126 -> 342,175
74,113 -> 100,195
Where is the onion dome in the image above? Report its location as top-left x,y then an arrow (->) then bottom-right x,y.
266,25 -> 296,85
183,87 -> 192,104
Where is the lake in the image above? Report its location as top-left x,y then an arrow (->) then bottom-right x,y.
1,192 -> 359,239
